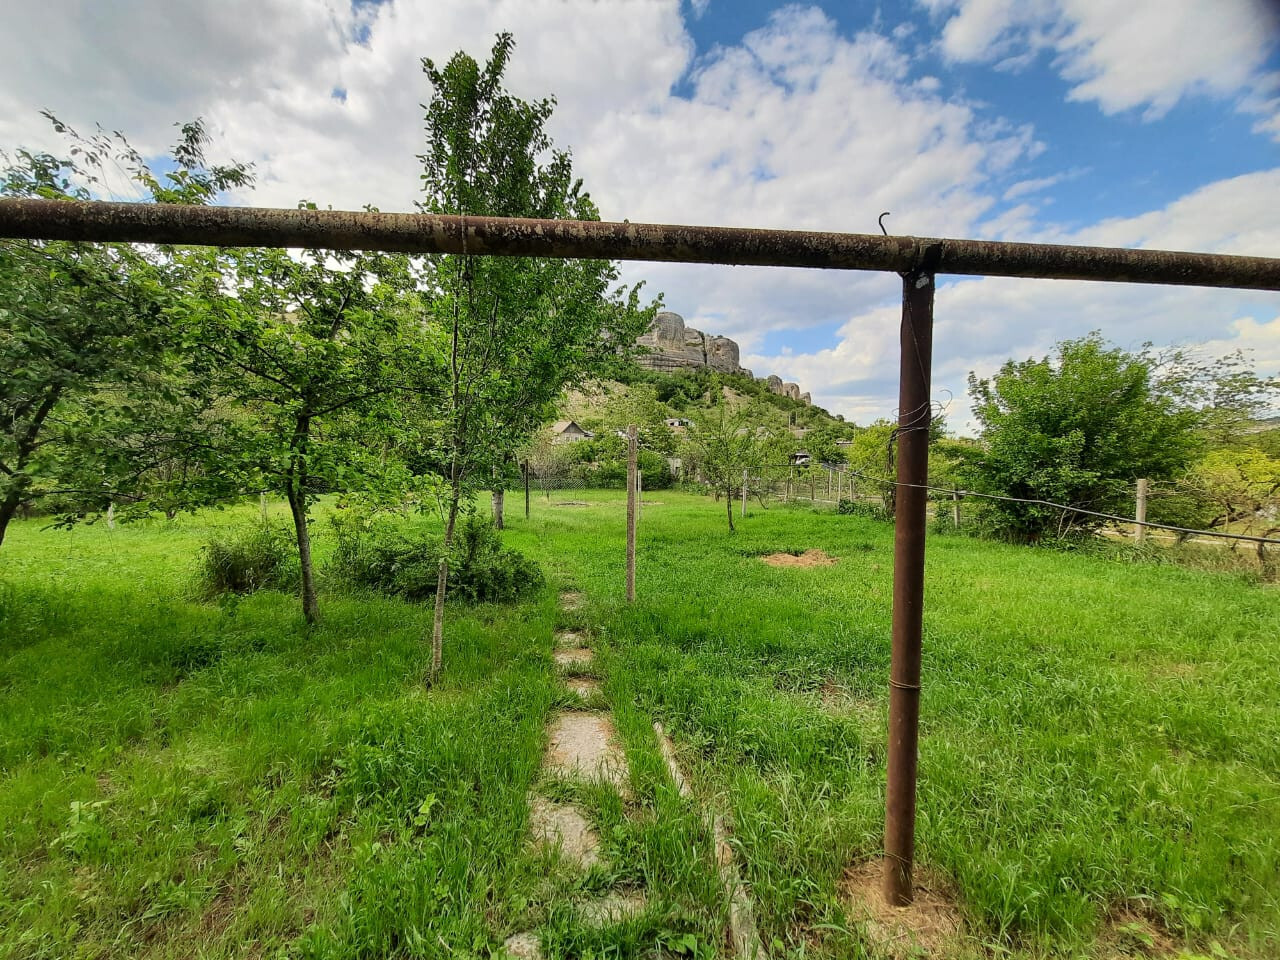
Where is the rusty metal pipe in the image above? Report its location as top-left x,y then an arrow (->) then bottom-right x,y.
2,199 -> 1280,289
883,267 -> 935,906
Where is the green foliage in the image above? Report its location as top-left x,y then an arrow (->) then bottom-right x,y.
417,32 -> 656,673
330,512 -> 542,604
836,497 -> 891,522
0,115 -> 251,547
681,404 -> 787,531
194,523 -> 299,599
567,447 -> 673,490
968,333 -> 1201,542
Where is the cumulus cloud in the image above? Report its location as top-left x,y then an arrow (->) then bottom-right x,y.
923,0 -> 1280,125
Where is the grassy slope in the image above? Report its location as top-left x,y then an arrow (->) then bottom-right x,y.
1,492 -> 1277,958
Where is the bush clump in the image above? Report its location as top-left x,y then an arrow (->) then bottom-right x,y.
837,498 -> 892,522
330,512 -> 542,604
195,524 -> 299,598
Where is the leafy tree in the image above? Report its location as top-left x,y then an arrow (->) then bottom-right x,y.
1147,346 -> 1279,449
1184,449 -> 1280,540
417,33 -> 655,679
682,404 -> 782,531
171,240 -> 430,623
967,333 -> 1201,542
843,421 -> 896,511
0,116 -> 250,548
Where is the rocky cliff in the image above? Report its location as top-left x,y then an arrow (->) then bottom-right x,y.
635,311 -> 810,404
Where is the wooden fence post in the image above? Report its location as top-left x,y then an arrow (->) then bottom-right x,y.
1136,478 -> 1149,543
626,425 -> 637,603
952,491 -> 961,528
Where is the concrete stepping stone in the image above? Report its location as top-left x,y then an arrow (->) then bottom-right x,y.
559,590 -> 584,610
545,712 -> 628,789
555,630 -> 586,648
566,677 -> 602,699
528,795 -> 600,868
502,931 -> 542,960
553,647 -> 594,668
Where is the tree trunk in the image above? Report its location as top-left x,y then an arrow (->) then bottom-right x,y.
287,486 -> 319,625
492,488 -> 504,529
0,384 -> 61,552
725,489 -> 735,532
0,488 -> 23,550
430,494 -> 461,683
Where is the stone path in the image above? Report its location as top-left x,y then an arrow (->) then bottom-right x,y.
504,588 -> 645,958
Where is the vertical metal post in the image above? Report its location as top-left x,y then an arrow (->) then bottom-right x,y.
883,267 -> 935,906
952,491 -> 961,529
1135,478 -> 1149,543
742,468 -> 748,518
626,425 -> 637,603
524,460 -> 530,519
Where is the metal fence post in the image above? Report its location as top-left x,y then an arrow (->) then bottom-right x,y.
884,263 -> 936,907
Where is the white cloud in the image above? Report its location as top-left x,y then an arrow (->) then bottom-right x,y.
924,0 -> 1280,126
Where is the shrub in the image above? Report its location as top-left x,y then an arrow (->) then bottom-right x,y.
329,512 -> 542,604
195,524 -> 298,599
837,498 -> 892,523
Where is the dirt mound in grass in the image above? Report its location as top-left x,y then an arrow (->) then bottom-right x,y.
760,548 -> 837,567
1097,906 -> 1179,958
840,858 -> 965,958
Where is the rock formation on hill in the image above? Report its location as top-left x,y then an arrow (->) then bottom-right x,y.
635,311 -> 810,404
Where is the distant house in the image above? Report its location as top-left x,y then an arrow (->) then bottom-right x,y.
550,420 -> 593,444
790,450 -> 812,466
664,417 -> 691,431
835,439 -> 853,449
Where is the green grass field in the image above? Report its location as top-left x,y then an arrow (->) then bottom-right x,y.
1,490 -> 1276,959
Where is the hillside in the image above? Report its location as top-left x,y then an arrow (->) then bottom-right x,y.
560,365 -> 852,439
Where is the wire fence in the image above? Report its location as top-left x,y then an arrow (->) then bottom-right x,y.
657,462 -> 1280,549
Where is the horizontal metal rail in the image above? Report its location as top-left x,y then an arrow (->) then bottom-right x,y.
2,198 -> 1279,289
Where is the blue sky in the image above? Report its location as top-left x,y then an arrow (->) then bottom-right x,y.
1,0 -> 1276,426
